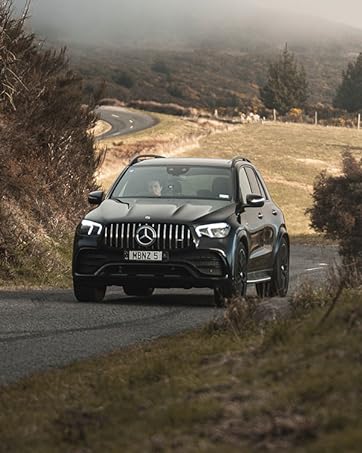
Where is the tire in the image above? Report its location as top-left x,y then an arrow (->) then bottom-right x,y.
216,244 -> 248,305
73,282 -> 106,303
256,237 -> 289,298
123,285 -> 154,297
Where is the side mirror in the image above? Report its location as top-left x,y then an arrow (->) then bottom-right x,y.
88,190 -> 104,205
246,194 -> 265,208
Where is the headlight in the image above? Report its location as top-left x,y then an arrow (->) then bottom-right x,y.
79,220 -> 103,236
195,222 -> 231,238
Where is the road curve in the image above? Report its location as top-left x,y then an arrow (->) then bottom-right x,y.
95,106 -> 158,140
0,244 -> 338,386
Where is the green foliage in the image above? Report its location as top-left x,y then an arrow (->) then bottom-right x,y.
166,83 -> 184,98
334,52 -> 362,112
260,45 -> 309,114
308,152 -> 362,267
112,71 -> 135,88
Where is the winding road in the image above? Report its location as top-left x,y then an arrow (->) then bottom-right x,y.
95,105 -> 158,140
0,244 -> 337,385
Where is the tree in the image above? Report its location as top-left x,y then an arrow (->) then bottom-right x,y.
307,152 -> 362,269
260,45 -> 308,115
334,52 -> 362,112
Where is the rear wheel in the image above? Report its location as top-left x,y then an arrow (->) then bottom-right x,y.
256,237 -> 289,298
73,282 -> 106,303
123,285 -> 154,297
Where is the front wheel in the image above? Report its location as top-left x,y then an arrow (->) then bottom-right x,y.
73,282 -> 106,303
214,244 -> 248,306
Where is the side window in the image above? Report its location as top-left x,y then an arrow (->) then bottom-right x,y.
238,168 -> 252,202
256,174 -> 268,200
245,167 -> 261,196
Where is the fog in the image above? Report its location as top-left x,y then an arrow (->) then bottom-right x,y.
13,0 -> 362,48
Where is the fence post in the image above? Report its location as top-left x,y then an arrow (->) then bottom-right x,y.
315,111 -> 318,126
273,109 -> 276,121
358,113 -> 361,130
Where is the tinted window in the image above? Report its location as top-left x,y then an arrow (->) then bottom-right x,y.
245,167 -> 261,196
256,174 -> 268,199
238,168 -> 252,203
111,165 -> 233,200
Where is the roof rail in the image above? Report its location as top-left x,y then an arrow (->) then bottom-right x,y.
232,156 -> 251,165
129,154 -> 165,166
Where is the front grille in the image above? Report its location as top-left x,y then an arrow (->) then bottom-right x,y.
103,223 -> 195,250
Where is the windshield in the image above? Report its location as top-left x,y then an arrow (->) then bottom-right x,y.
110,165 -> 233,201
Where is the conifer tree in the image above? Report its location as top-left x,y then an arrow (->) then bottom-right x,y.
260,45 -> 308,114
334,52 -> 362,112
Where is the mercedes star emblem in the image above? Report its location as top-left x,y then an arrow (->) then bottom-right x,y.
135,225 -> 157,247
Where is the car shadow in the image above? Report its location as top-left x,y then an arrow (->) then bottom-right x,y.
103,289 -> 217,308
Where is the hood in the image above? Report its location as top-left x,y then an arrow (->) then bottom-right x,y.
86,198 -> 235,225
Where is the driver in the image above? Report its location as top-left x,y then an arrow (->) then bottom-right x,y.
147,180 -> 162,196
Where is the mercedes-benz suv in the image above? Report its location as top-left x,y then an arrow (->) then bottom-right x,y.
72,154 -> 289,305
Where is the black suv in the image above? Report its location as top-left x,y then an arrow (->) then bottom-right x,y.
72,155 -> 289,305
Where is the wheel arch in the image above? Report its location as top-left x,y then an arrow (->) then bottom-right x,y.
273,225 -> 290,263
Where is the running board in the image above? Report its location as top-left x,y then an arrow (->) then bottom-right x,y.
247,272 -> 272,284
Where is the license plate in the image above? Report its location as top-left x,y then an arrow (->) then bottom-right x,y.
126,251 -> 163,261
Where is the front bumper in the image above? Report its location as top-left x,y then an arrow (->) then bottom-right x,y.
73,247 -> 231,289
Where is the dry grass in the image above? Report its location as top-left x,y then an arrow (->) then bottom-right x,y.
91,119 -> 112,137
180,122 -> 362,236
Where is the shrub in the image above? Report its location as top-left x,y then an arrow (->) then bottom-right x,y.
0,1 -> 102,281
307,152 -> 362,270
112,71 -> 135,89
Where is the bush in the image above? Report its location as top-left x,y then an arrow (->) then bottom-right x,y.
0,1 -> 102,281
307,152 -> 362,269
112,71 -> 135,89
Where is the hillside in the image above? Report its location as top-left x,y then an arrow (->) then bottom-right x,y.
24,0 -> 362,112
72,45 -> 358,113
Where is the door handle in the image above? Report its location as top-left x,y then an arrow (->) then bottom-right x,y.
272,209 -> 278,216
258,213 -> 263,219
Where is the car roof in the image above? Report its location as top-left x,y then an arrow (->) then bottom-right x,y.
134,157 -> 234,168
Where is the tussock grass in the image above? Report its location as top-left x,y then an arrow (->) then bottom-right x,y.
1,287 -> 361,452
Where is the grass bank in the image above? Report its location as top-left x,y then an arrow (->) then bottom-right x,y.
181,121 -> 362,236
1,289 -> 361,452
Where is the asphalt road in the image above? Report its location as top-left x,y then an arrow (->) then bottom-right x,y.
95,106 -> 158,140
0,244 -> 338,386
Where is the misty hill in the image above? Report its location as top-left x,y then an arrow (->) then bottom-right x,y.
22,0 -> 362,111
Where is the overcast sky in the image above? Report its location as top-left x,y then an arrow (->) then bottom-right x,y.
13,0 -> 362,46
256,0 -> 362,28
